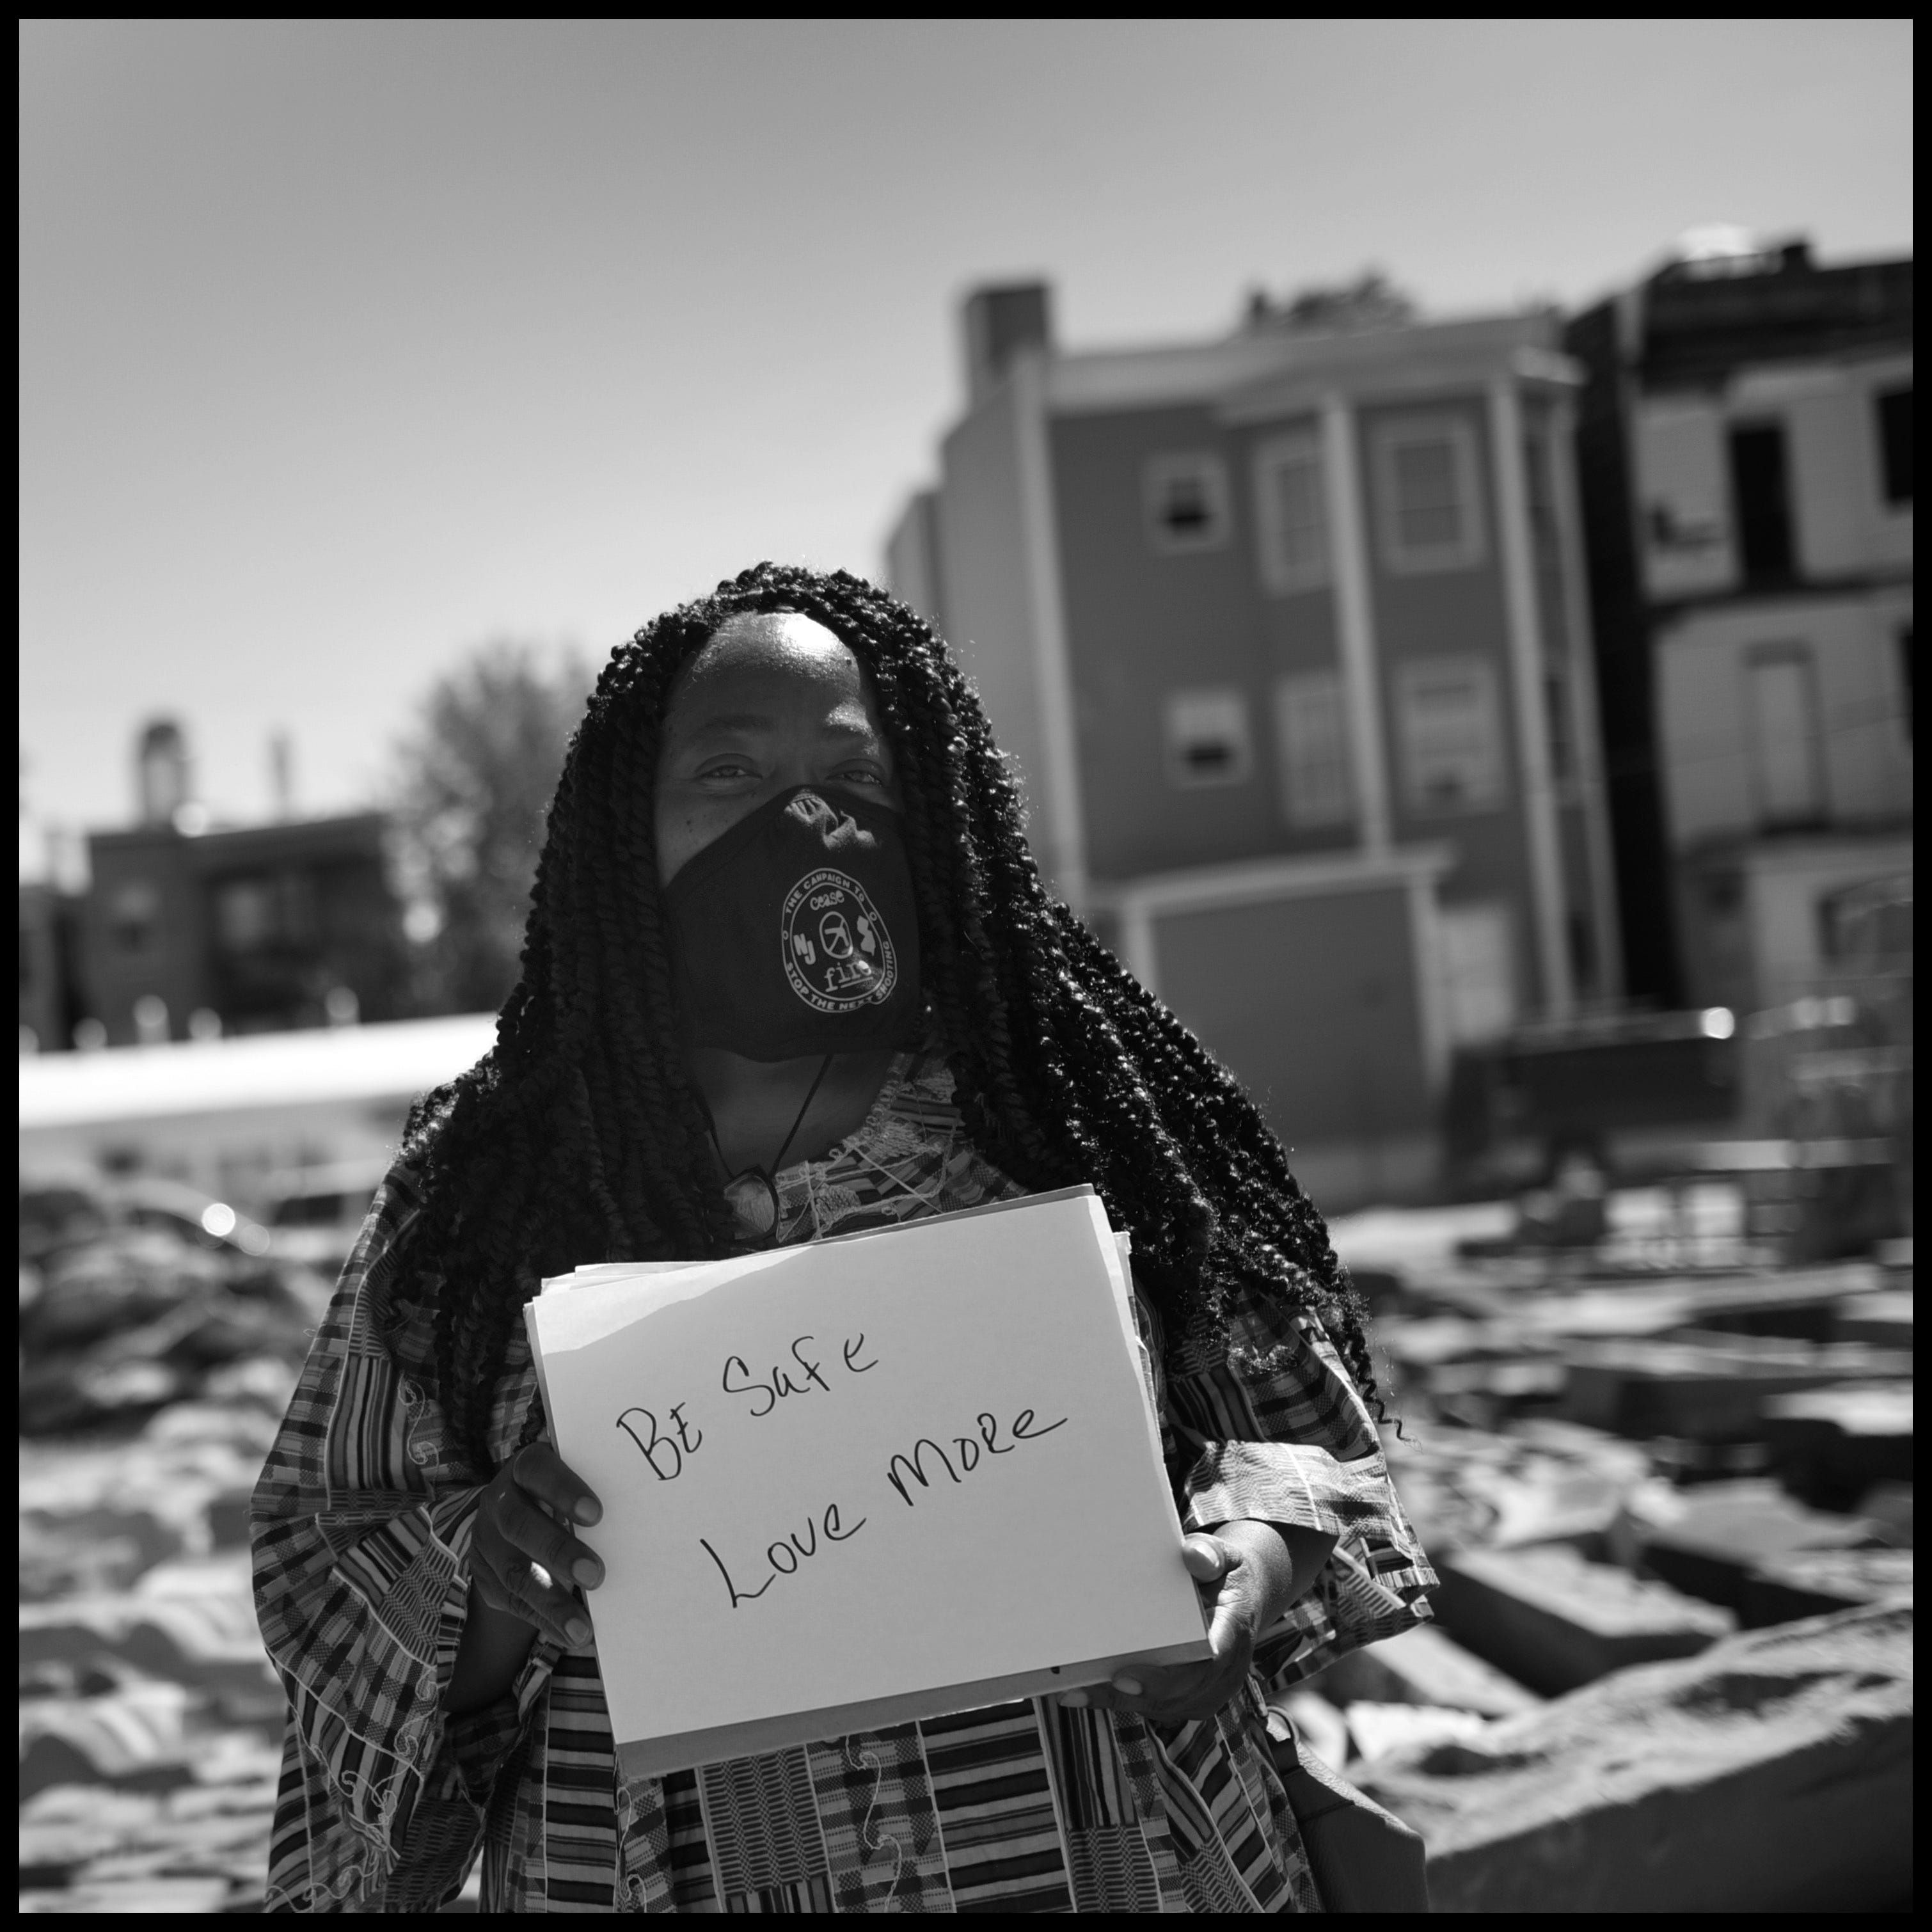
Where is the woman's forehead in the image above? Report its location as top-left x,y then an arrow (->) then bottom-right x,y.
665,614 -> 879,736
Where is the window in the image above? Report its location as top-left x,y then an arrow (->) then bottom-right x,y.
1746,648 -> 1824,827
1272,672 -> 1353,827
212,872 -> 317,954
1253,431 -> 1329,593
109,881 -> 162,955
1395,659 -> 1506,812
216,880 -> 277,953
1372,415 -> 1485,573
1876,387 -> 1913,506
1162,688 -> 1253,787
1727,422 -> 1796,584
1144,454 -> 1231,554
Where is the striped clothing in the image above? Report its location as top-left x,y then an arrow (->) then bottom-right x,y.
251,1047 -> 1436,1912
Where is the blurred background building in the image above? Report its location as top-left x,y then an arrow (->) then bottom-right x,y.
23,720 -> 409,1054
1565,235 -> 1912,1019
19,719 -> 463,1233
19,244 -> 1913,1231
887,279 -> 1619,1207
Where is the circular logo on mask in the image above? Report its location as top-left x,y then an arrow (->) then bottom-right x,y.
780,869 -> 899,1013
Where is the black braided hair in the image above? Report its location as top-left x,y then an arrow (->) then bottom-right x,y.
396,562 -> 1387,1473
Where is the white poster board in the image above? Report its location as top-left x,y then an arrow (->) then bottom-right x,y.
525,1186 -> 1208,1779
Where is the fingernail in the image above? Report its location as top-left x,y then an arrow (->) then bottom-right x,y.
576,1501 -> 601,1526
566,1617 -> 590,1645
1113,1675 -> 1143,1697
573,1558 -> 603,1588
1060,1690 -> 1089,1707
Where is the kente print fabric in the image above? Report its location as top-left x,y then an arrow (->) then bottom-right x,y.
250,1047 -> 1437,1911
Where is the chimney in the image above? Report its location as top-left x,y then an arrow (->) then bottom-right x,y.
136,719 -> 191,828
963,282 -> 1053,408
269,731 -> 295,820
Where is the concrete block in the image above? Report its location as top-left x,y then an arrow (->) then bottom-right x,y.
1521,1263 -> 1885,1347
1381,1420 -> 1649,1558
1832,1288 -> 1913,1351
1741,1548 -> 1914,1627
1343,1701 -> 1487,1768
1312,1619 -> 1543,1718
1612,1477 -> 1887,1612
1763,1382 -> 1912,1510
20,1594 -> 277,1701
1858,1480 -> 1912,1545
1432,1544 -> 1732,1696
20,1877 -> 233,1913
1358,1599 -> 1912,1912
1560,1333 -> 1912,1440
18,1681 -> 194,1798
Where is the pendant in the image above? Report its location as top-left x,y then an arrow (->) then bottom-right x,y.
722,1168 -> 781,1244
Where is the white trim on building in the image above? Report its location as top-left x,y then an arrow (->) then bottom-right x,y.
1010,348 -> 1089,910
1489,374 -> 1576,1019
1320,393 -> 1393,855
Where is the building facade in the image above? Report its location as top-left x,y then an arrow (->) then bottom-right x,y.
1567,242 -> 1912,1016
886,285 -> 1616,1206
19,880 -> 84,1055
71,720 -> 409,1049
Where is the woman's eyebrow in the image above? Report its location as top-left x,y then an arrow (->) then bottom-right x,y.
679,711 -> 778,741
686,715 -> 880,747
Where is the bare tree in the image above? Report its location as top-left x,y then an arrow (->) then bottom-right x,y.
1242,269 -> 1419,335
390,640 -> 598,1015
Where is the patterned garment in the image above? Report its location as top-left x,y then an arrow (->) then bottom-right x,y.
251,1047 -> 1437,1912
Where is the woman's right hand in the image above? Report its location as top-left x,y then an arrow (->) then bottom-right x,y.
471,1443 -> 605,1649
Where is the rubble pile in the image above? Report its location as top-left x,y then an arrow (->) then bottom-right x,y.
1358,1598 -> 1912,1912
17,1187 -> 342,1914
17,1176 -> 1912,1912
1285,1232 -> 1913,1910
20,1405 -> 288,1913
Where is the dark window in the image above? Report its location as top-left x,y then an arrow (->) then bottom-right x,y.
1566,912 -> 1595,992
109,882 -> 162,955
1701,870 -> 1743,916
1727,422 -> 1796,585
212,872 -> 317,956
1162,479 -> 1212,538
1545,668 -> 1573,782
1876,388 -> 1912,505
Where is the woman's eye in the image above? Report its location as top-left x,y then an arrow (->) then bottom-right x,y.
830,765 -> 886,786
695,759 -> 758,782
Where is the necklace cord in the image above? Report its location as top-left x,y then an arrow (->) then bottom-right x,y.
706,1052 -> 836,1185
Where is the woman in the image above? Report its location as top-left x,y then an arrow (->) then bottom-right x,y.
252,563 -> 1435,1912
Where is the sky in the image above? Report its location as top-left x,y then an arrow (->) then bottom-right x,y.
20,19 -> 1914,849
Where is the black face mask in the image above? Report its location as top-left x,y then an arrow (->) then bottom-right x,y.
663,786 -> 923,1062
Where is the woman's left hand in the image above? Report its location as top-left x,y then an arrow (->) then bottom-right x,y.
1059,1521 -> 1308,1725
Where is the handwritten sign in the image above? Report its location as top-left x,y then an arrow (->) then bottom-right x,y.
525,1186 -> 1209,1778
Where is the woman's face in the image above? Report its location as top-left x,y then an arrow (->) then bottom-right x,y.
654,612 -> 901,885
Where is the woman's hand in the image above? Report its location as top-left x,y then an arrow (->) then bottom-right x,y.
1059,1521 -> 1331,1725
470,1443 -> 605,1649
